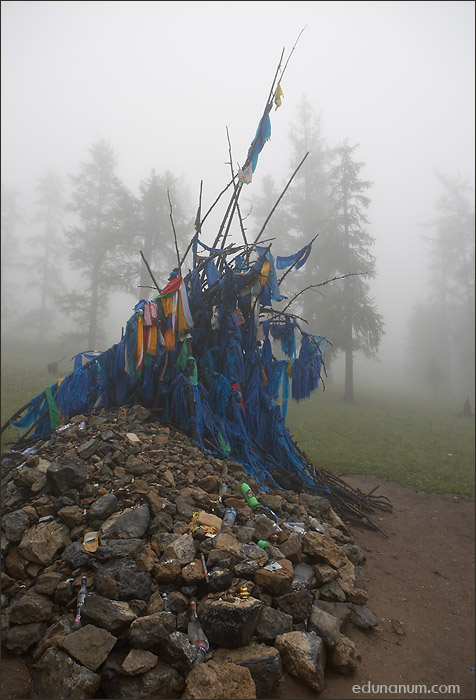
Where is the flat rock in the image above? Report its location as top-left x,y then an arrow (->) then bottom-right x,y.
99,504 -> 150,539
183,659 -> 256,699
254,559 -> 295,596
60,624 -> 117,671
18,520 -> 69,566
120,648 -> 159,675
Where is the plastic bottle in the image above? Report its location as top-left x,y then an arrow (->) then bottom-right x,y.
240,482 -> 259,508
218,478 -> 228,501
222,508 -> 237,527
257,539 -> 269,548
188,600 -> 209,664
162,592 -> 170,612
309,517 -> 326,533
72,576 -> 88,629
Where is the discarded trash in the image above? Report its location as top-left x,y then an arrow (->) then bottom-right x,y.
309,517 -> 326,533
38,515 -> 54,522
162,592 -> 170,612
264,561 -> 283,571
200,553 -> 209,581
188,600 -> 209,664
257,539 -> 269,549
82,531 -> 99,553
72,576 -> 88,629
241,482 -> 259,508
222,507 -> 237,527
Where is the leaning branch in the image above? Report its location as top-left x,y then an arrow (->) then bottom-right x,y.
281,272 -> 367,313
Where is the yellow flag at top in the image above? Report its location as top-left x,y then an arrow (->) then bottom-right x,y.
274,82 -> 284,109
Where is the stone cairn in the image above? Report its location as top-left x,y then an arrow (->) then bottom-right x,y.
1,404 -> 380,699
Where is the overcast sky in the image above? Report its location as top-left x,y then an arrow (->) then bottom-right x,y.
1,0 -> 474,382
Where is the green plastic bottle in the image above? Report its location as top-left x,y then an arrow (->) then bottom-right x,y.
257,539 -> 269,549
240,482 -> 259,508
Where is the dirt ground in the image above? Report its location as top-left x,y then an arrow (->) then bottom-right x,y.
1,475 -> 475,700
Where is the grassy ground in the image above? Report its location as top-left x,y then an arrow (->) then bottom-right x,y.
286,382 -> 475,496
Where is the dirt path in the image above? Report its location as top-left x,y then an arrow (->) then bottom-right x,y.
279,475 -> 476,700
1,476 -> 475,700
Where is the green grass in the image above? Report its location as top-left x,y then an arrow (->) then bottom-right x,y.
286,383 -> 475,496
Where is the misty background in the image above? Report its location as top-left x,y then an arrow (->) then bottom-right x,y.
1,0 -> 475,406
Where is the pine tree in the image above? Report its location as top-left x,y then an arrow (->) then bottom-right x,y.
426,173 -> 475,397
1,185 -> 24,321
281,97 -> 331,320
25,170 -> 65,340
322,142 -> 384,401
63,140 -> 136,349
135,169 -> 192,291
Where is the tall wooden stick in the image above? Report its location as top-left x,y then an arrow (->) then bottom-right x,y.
251,152 -> 309,252
140,250 -> 161,292
167,189 -> 181,274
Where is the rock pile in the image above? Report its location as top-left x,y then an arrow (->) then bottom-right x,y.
1,405 -> 378,699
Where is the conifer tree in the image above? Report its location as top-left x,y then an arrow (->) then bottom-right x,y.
25,170 -> 65,340
322,142 -> 384,401
63,140 -> 136,348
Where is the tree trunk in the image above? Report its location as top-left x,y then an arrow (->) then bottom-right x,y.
344,315 -> 354,402
88,262 -> 100,349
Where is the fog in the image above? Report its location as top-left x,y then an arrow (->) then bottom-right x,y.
1,0 -> 475,399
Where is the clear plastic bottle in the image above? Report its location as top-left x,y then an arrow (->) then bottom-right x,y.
222,508 -> 237,527
162,592 -> 170,612
218,478 -> 228,501
72,576 -> 88,629
188,600 -> 209,664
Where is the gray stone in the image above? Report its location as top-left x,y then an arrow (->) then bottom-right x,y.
161,630 -> 197,674
88,493 -> 118,521
213,642 -> 282,697
46,460 -> 87,495
31,614 -> 73,663
81,593 -> 137,634
94,538 -> 144,561
99,504 -> 150,539
94,558 -> 152,601
255,605 -> 293,643
18,520 -> 69,566
319,579 -> 346,602
2,509 -> 31,543
100,651 -> 186,699
275,630 -> 326,693
312,600 -> 352,629
307,604 -> 341,649
9,590 -> 54,624
340,543 -> 366,565
201,596 -> 263,648
61,541 -> 90,568
149,512 -> 174,534
162,532 -> 196,565
5,621 -> 47,654
350,604 -> 378,629
60,624 -> 117,671
276,588 -> 314,622
77,438 -> 100,460
128,611 -> 176,649
31,646 -> 101,699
